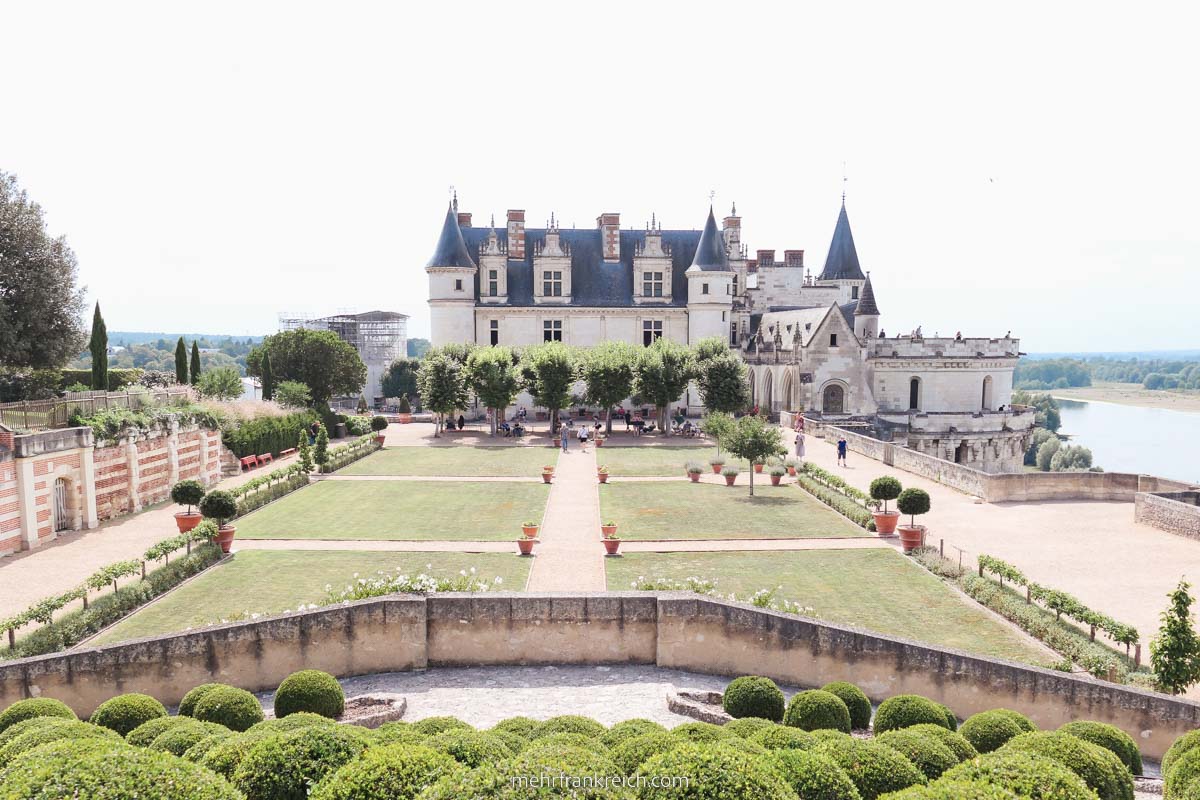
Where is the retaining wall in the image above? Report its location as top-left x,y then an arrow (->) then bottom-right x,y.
1,592 -> 1198,759
1136,492 -> 1200,539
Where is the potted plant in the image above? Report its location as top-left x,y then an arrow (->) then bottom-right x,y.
686,462 -> 704,483
709,457 -> 725,475
753,458 -> 765,474
397,395 -> 413,424
517,537 -> 536,556
896,487 -> 931,553
199,489 -> 239,554
597,466 -> 609,484
596,435 -> 604,447
541,467 -> 553,484
601,520 -> 618,537
785,458 -> 799,477
521,521 -> 539,538
543,464 -> 555,475
722,466 -> 739,486
603,531 -> 621,555
170,479 -> 205,534
370,415 -> 389,446
869,476 -> 903,536
768,465 -> 787,486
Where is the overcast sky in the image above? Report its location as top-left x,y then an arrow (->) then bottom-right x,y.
2,1 -> 1196,353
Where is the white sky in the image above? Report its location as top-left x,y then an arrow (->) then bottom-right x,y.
2,1 -> 1196,352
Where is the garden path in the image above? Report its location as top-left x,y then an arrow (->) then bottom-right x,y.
524,439 -> 607,591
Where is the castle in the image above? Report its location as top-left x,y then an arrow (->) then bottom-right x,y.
426,197 -> 1034,472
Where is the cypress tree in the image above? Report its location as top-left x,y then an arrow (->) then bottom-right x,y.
190,341 -> 201,385
88,302 -> 108,390
174,337 -> 188,384
261,352 -> 275,401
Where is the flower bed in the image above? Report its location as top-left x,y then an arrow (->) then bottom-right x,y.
795,467 -> 875,530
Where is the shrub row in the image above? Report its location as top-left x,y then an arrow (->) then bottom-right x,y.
799,462 -> 878,508
230,463 -> 311,517
319,434 -> 381,473
795,473 -> 875,529
70,403 -> 222,443
221,410 -> 316,459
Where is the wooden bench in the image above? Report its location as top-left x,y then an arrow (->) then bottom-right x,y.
279,448 -> 297,457
239,455 -> 258,471
257,453 -> 273,465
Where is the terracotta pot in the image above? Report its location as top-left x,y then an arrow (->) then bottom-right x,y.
397,414 -> 412,424
598,472 -> 609,483
753,463 -> 764,474
521,525 -> 539,538
711,464 -> 724,474
542,472 -> 553,484
373,435 -> 387,446
596,438 -> 604,447
897,524 -> 926,553
770,474 -> 782,486
603,538 -> 621,555
724,474 -> 736,486
787,466 -> 796,476
517,538 -> 536,555
214,525 -> 236,554
543,466 -> 555,474
873,510 -> 900,536
601,524 -> 618,537
688,473 -> 701,483
174,511 -> 202,534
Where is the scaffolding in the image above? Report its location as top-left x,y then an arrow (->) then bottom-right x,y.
278,310 -> 408,401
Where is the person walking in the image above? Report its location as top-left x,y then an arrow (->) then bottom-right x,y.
577,424 -> 588,451
560,422 -> 570,452
836,436 -> 848,467
794,431 -> 806,462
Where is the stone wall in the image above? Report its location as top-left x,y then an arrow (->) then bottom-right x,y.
93,424 -> 222,521
0,449 -> 16,556
1136,492 -> 1200,539
2,592 -> 1198,758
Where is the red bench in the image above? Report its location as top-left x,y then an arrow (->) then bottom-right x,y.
239,455 -> 258,471
280,448 -> 297,457
257,453 -> 273,465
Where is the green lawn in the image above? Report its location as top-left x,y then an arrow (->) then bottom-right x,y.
339,446 -> 559,477
596,446 -> 739,477
606,549 -> 1049,664
236,481 -> 550,540
598,482 -> 867,540
92,551 -> 530,645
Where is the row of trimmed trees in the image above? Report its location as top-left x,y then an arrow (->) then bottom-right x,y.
415,337 -> 751,438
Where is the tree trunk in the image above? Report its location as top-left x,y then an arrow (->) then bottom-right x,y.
659,406 -> 668,436
748,465 -> 755,497
490,409 -> 497,437
606,408 -> 612,436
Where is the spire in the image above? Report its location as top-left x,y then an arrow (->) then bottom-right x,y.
856,271 -> 880,315
426,202 -> 476,268
817,202 -> 865,281
687,206 -> 730,272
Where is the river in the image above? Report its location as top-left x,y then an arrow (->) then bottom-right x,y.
1053,397 -> 1200,484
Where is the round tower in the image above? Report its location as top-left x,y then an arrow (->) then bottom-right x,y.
854,272 -> 880,339
686,206 -> 734,345
425,202 -> 478,346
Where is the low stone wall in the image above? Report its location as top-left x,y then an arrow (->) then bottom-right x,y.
94,424 -> 222,521
2,592 -> 1198,759
1136,492 -> 1200,539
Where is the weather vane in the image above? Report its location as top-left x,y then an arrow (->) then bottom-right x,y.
709,189 -> 715,204
841,163 -> 847,202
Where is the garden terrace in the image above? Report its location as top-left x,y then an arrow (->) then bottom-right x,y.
336,445 -> 559,477
595,445 -> 727,477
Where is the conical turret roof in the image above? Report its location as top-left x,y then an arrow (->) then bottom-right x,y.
818,202 -> 865,281
856,272 -> 880,315
686,206 -> 730,272
426,203 -> 476,268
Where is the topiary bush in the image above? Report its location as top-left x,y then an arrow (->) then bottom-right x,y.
490,716 -> 541,738
309,742 -> 461,800
0,715 -> 71,751
989,708 -> 1036,733
127,715 -> 191,747
170,479 -> 206,514
199,489 -> 239,527
524,732 -> 609,755
372,721 -> 426,746
1060,720 -> 1142,776
273,669 -> 345,719
821,681 -> 872,730
197,731 -> 277,779
670,721 -> 733,744
904,723 -> 978,762
0,719 -> 122,765
192,685 -> 264,732
248,711 -> 340,735
722,675 -> 786,722
870,475 -> 903,513
89,693 -> 168,736
713,737 -> 766,758
1000,731 -> 1132,800
873,694 -> 951,734
897,487 -> 931,527
599,718 -> 668,748
764,748 -> 862,800
637,742 -> 796,800
536,714 -> 606,738
942,750 -> 1096,800
182,731 -> 237,763
875,727 -> 960,780
960,710 -> 1026,754
370,415 -> 389,432
609,731 -> 681,774
513,745 -> 628,799
883,781 -> 1022,799
427,729 -> 515,767
418,764 -> 510,800
233,725 -> 366,800
0,697 -> 76,733
148,721 -> 231,756
1165,729 -> 1200,777
784,689 -> 852,733
179,683 -> 228,718
939,704 -> 958,732
722,717 -> 776,739
1163,746 -> 1200,799
752,724 -> 817,751
412,715 -> 473,736
814,736 -> 928,799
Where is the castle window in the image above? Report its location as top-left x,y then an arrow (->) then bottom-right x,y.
543,271 -> 562,297
852,285 -> 859,300
702,283 -> 709,295
733,274 -> 739,294
642,320 -> 663,346
488,269 -> 498,297
909,377 -> 921,410
454,279 -> 463,291
829,333 -> 838,347
730,322 -> 738,346
543,319 -> 562,342
643,271 -> 663,297
489,320 -> 499,346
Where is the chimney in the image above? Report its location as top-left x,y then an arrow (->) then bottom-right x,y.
722,203 -> 741,252
784,250 -> 804,268
597,213 -> 620,261
457,212 -> 472,227
506,210 -> 525,259
756,249 -> 775,267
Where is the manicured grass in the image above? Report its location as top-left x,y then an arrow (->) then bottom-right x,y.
596,446 -> 734,477
598,482 -> 867,539
236,481 -> 550,540
92,551 -> 529,645
339,446 -> 559,477
606,549 -> 1049,664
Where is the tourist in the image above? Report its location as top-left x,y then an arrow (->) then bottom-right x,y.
560,423 -> 570,452
457,414 -> 465,431
577,425 -> 588,451
308,421 -> 320,444
795,431 -> 806,461
837,436 -> 848,466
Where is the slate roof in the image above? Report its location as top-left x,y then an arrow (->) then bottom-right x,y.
686,207 -> 731,273
818,202 -> 866,281
856,272 -> 879,315
426,203 -> 477,269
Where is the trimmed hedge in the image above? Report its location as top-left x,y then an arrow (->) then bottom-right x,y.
0,719 -> 122,765
943,750 -> 1097,800
509,745 -> 626,800
905,723 -> 978,762
722,675 -> 785,722
273,669 -> 345,720
0,716 -> 72,751
876,727 -> 960,779
784,689 -> 852,733
722,717 -> 776,739
412,715 -> 473,736
148,721 -> 231,756
1059,720 -> 1142,776
815,736 -> 928,799
309,743 -> 460,800
127,715 -> 191,747
490,716 -> 541,738
821,681 -> 872,730
249,712 -> 339,735
1000,731 -> 1133,800
884,780 -> 1024,799
752,725 -> 817,751
0,697 -> 76,733
599,718 -> 668,748
89,693 -> 168,736
193,685 -> 265,732
223,410 -> 316,459
764,748 -> 862,800
670,721 -> 734,744
873,695 -> 952,734
714,736 -> 766,758
536,714 -> 607,738
939,704 -> 958,732
990,708 -> 1036,734
232,725 -> 366,800
179,683 -> 227,718
1165,729 -> 1200,777
610,731 -> 681,774
638,742 -> 796,800
372,721 -> 426,747
1167,747 -> 1200,799
197,732 -> 275,779
428,729 -> 515,767
960,710 -> 1026,754
526,732 -> 609,755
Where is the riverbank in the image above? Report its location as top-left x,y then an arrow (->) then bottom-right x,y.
1051,381 -> 1200,414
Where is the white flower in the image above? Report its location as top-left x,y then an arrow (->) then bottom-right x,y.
494,577 -> 503,584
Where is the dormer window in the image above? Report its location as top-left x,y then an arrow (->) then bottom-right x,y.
829,334 -> 838,347
488,270 -> 498,297
543,271 -> 562,297
643,272 -> 664,297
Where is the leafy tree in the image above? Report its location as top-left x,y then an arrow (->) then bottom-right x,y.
261,352 -> 275,401
0,171 -> 87,369
432,342 -> 475,365
381,357 -> 421,400
274,381 -> 312,409
465,346 -> 520,436
174,337 -> 188,385
724,414 -> 785,496
314,424 -> 329,470
580,341 -> 637,434
197,367 -> 244,400
190,341 -> 201,385
407,337 -> 431,358
519,342 -> 576,431
1152,580 -> 1200,695
297,430 -> 314,473
692,337 -> 730,365
1013,390 -> 1061,432
246,329 -> 366,406
1050,444 -> 1093,472
695,352 -> 750,414
417,352 -> 469,437
700,411 -> 734,457
1035,436 -> 1061,472
1024,428 -> 1057,466
634,337 -> 694,436
89,303 -> 108,390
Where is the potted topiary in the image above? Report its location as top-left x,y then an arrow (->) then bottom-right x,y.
370,415 -> 389,446
753,458 -> 765,474
170,479 -> 206,534
709,457 -> 725,475
768,465 -> 787,486
722,466 -> 739,486
521,520 -> 539,538
870,476 -> 903,536
542,467 -> 553,484
199,489 -> 239,554
517,536 -> 536,556
896,487 -> 931,552
785,457 -> 799,477
603,531 -> 621,555
686,462 -> 704,483
601,520 -> 618,537
597,465 -> 609,484
397,395 -> 413,424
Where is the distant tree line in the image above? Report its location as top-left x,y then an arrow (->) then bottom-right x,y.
1016,356 -> 1200,392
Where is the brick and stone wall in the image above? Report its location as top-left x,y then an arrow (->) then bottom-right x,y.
1,592 -> 1197,759
0,451 -> 17,556
1136,491 -> 1200,539
94,424 -> 222,520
